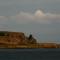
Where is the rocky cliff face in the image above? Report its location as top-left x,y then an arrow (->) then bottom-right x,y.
0,31 -> 59,48
0,31 -> 37,46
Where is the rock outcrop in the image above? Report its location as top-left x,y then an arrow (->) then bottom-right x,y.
0,31 -> 37,48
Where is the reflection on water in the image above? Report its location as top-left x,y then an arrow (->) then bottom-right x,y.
0,48 -> 60,60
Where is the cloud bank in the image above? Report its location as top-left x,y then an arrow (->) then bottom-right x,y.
0,10 -> 60,25
16,10 -> 60,24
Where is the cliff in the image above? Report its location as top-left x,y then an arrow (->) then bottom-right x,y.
0,31 -> 60,48
0,31 -> 37,48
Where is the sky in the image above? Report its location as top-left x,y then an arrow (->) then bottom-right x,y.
0,0 -> 60,43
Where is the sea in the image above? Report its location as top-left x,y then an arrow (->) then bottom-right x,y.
0,48 -> 60,60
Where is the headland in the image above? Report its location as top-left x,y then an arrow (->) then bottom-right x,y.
0,31 -> 59,48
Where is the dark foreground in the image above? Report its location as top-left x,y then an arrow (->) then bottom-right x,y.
0,48 -> 60,60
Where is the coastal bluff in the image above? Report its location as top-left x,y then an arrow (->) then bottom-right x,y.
0,31 -> 60,48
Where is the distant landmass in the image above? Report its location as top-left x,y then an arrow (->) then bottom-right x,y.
0,31 -> 60,48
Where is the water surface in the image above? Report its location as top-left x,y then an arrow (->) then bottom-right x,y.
0,48 -> 60,60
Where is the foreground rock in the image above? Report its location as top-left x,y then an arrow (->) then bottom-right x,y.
0,31 -> 60,48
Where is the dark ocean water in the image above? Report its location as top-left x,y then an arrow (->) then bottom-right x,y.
0,48 -> 60,60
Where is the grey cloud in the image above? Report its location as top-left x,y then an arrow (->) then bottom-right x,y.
0,9 -> 60,32
16,10 -> 60,24
0,6 -> 16,16
0,10 -> 60,25
0,0 -> 16,6
0,0 -> 60,16
16,0 -> 60,3
0,0 -> 16,16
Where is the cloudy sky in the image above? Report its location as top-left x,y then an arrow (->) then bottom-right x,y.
0,0 -> 60,43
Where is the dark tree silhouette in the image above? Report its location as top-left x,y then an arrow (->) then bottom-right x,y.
28,34 -> 37,43
28,34 -> 33,40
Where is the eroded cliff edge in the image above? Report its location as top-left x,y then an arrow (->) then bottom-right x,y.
0,31 -> 59,48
